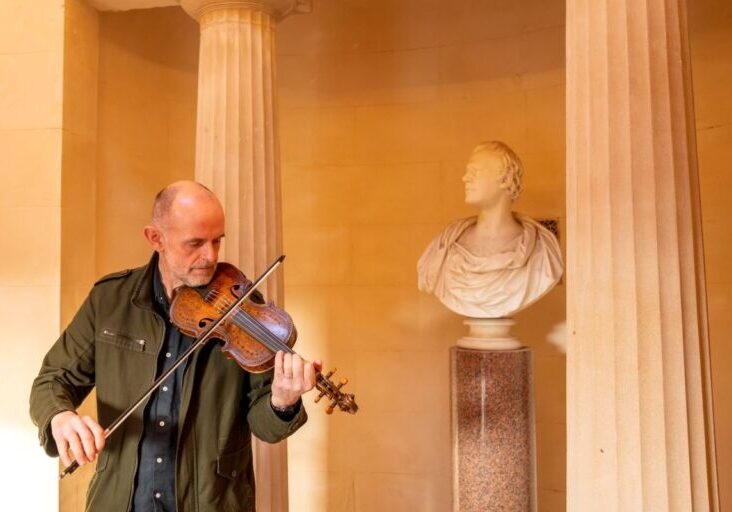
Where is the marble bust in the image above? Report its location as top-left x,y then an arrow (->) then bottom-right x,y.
417,141 -> 563,318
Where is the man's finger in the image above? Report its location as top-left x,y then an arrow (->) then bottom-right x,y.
274,351 -> 284,377
67,433 -> 88,465
82,416 -> 106,453
283,353 -> 293,378
303,361 -> 316,390
79,427 -> 97,462
291,355 -> 304,389
56,436 -> 71,467
69,415 -> 95,461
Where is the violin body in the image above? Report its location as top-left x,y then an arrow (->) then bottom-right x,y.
170,259 -> 357,415
170,262 -> 297,373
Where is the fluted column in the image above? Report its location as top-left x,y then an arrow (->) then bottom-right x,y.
180,1 -> 310,511
566,0 -> 719,510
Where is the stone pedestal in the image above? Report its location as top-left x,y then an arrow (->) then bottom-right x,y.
451,346 -> 536,512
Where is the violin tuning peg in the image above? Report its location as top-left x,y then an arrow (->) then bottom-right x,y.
339,378 -> 348,386
314,391 -> 326,404
325,368 -> 337,379
326,399 -> 338,415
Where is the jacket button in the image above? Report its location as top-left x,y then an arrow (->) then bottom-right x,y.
231,470 -> 237,477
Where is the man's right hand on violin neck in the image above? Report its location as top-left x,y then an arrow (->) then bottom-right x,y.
51,410 -> 105,468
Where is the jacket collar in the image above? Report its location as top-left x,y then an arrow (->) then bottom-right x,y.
131,252 -> 160,311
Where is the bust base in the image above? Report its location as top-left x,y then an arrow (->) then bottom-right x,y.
457,317 -> 521,350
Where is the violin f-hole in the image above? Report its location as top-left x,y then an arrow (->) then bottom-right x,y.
231,283 -> 244,299
198,317 -> 215,329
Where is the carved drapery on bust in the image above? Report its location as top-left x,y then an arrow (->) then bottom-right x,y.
418,214 -> 562,318
417,141 -> 563,318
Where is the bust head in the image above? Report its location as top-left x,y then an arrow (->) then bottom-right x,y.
462,141 -> 524,209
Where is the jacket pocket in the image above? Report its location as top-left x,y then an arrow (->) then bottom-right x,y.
98,327 -> 149,353
215,446 -> 250,481
85,451 -> 110,508
95,449 -> 109,473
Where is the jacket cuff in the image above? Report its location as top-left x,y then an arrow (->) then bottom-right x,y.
252,395 -> 308,443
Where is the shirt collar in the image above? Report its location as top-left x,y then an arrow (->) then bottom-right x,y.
152,263 -> 171,316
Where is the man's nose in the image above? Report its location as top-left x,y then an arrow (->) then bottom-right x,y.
202,242 -> 218,263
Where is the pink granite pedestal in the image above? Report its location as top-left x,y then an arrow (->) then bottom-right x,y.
451,346 -> 536,511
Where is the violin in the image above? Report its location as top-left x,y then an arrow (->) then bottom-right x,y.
170,260 -> 358,415
60,255 -> 357,479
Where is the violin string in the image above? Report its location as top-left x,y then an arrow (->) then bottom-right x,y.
204,288 -> 333,391
203,289 -> 283,352
222,306 -> 289,354
207,290 -> 294,354
230,309 -> 293,354
207,290 -> 289,351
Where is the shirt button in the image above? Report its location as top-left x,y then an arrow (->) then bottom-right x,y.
165,352 -> 172,358
162,386 -> 169,392
231,470 -> 237,477
159,420 -> 166,427
156,457 -> 163,464
155,492 -> 161,499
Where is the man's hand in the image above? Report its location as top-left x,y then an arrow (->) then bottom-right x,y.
50,411 -> 105,467
271,351 -> 320,409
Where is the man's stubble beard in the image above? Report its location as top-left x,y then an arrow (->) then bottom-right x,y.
182,266 -> 217,288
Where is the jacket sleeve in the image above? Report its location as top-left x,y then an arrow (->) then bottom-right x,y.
29,292 -> 97,457
245,369 -> 307,443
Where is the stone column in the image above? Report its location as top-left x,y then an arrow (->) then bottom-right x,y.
566,0 -> 719,510
180,1 -> 310,511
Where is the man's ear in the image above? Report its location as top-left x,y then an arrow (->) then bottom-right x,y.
143,225 -> 164,251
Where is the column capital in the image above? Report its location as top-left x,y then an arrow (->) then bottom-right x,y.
180,0 -> 311,21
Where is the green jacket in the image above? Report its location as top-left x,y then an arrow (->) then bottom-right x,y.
29,255 -> 307,511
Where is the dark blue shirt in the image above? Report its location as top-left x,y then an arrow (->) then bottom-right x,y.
131,268 -> 194,512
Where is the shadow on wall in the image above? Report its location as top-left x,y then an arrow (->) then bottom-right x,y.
100,7 -> 199,70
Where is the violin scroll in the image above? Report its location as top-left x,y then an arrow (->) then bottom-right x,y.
313,367 -> 358,415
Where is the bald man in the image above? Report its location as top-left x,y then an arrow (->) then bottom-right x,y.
30,181 -> 315,512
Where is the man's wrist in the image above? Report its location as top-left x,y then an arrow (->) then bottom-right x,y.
50,409 -> 75,428
270,397 -> 298,413
270,397 -> 301,420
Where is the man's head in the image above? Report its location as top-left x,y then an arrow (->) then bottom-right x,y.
143,181 -> 225,293
462,141 -> 524,209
